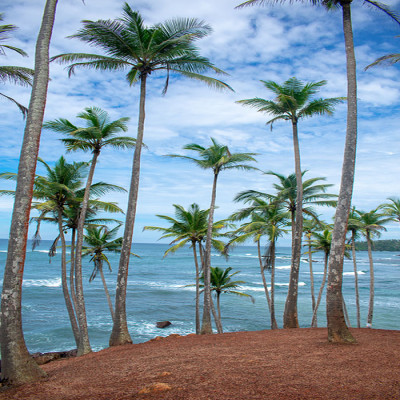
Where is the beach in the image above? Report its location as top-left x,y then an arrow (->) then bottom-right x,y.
0,328 -> 399,399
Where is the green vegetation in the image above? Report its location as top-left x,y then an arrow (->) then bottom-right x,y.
355,239 -> 400,252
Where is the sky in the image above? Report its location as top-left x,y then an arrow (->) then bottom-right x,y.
1,0 -> 400,245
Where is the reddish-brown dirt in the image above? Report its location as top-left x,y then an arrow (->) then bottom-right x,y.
1,328 -> 399,399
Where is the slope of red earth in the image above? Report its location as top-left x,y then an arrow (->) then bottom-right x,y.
0,328 -> 399,400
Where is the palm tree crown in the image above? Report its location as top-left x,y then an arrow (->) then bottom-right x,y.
52,3 -> 232,92
0,13 -> 35,117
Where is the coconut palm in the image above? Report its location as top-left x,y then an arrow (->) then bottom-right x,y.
0,13 -> 35,117
237,0 -> 400,346
143,203 -> 228,334
168,138 -> 257,334
51,3 -> 233,347
199,266 -> 254,331
310,228 -> 332,327
228,198 -> 288,329
82,225 -> 125,322
43,107 -> 134,355
303,218 -> 323,322
347,207 -> 363,328
235,171 -> 337,328
237,78 -> 343,329
1,0 -> 60,384
365,38 -> 400,70
356,208 -> 392,327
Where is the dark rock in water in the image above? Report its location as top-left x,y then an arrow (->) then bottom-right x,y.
32,349 -> 77,365
156,321 -> 172,329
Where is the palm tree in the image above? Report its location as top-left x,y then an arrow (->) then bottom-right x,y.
82,225 -> 125,322
303,218 -> 323,322
0,13 -> 35,117
356,208 -> 392,327
43,107 -> 135,355
1,0 -> 59,385
235,171 -> 337,328
200,266 -> 254,331
347,207 -> 363,328
168,138 -> 257,334
228,197 -> 289,329
237,0 -> 400,346
310,228 -> 332,327
237,78 -> 343,329
51,3 -> 233,347
143,203 -> 227,334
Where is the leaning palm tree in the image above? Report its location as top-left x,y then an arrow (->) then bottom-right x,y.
0,13 -> 35,117
347,207 -> 363,328
237,78 -> 343,329
237,0 -> 400,346
168,138 -> 257,334
82,225 -> 125,322
43,107 -> 135,355
143,203 -> 228,334
235,171 -> 337,328
52,3 -> 233,347
199,266 -> 254,332
1,0 -> 59,384
356,208 -> 392,327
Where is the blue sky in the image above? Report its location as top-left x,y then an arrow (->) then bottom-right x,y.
1,0 -> 400,245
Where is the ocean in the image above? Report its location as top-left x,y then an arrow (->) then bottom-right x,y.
0,239 -> 399,354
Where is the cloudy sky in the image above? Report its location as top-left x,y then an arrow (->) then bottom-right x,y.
1,0 -> 400,245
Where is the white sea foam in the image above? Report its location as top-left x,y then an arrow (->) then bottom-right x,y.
0,250 -> 7,253
276,265 -> 291,270
23,278 -> 61,288
343,271 -> 366,276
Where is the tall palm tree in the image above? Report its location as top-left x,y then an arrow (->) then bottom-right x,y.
199,266 -> 254,332
235,171 -> 337,328
1,0 -> 59,385
237,78 -> 343,329
143,203 -> 227,334
82,225 -> 125,322
0,13 -> 35,117
347,207 -> 363,328
237,0 -> 400,346
168,138 -> 257,334
356,208 -> 392,327
52,3 -> 233,347
43,107 -> 134,355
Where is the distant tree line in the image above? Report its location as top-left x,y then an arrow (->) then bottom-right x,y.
355,239 -> 400,252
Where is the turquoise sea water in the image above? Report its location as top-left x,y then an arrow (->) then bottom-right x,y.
0,239 -> 399,354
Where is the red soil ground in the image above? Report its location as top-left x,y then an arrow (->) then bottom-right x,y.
0,328 -> 399,400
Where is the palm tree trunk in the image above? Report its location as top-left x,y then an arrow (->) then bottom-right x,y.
342,294 -> 351,328
311,252 -> 328,328
57,209 -> 80,346
351,231 -> 361,328
258,240 -> 272,313
70,228 -> 78,321
326,1 -> 357,343
270,241 -> 278,330
216,292 -> 222,329
0,0 -> 58,385
308,238 -> 317,326
110,73 -> 147,346
74,151 -> 99,356
192,241 -> 200,334
366,231 -> 374,327
284,120 -> 303,329
99,264 -> 115,322
200,172 -> 219,335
